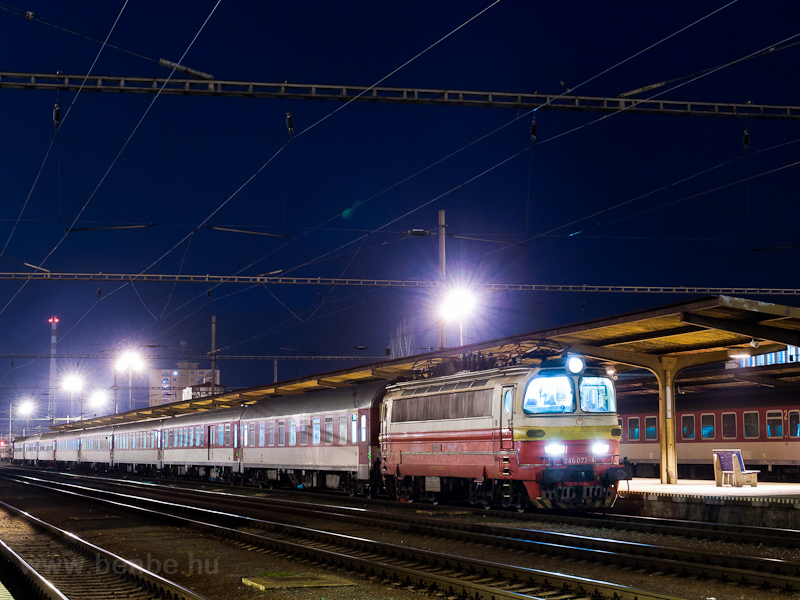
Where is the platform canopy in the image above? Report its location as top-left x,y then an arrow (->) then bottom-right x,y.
54,294 -> 800,475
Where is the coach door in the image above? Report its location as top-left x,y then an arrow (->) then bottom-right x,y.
500,386 -> 515,451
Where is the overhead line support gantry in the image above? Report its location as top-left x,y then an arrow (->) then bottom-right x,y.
1,71 -> 798,120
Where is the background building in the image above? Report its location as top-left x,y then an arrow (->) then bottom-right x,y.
149,362 -> 220,407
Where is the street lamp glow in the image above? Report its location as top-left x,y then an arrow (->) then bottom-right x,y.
18,401 -> 34,416
116,351 -> 144,373
440,288 -> 475,321
62,374 -> 83,394
89,390 -> 108,409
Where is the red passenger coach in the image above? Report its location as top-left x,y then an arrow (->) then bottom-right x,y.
380,358 -> 631,510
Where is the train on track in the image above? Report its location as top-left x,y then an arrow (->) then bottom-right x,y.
12,354 -> 632,510
619,385 -> 800,481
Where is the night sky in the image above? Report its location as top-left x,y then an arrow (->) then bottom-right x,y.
2,1 -> 799,423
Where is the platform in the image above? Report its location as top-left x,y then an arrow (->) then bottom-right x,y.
612,478 -> 800,527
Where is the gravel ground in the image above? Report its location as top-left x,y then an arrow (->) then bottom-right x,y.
2,479 -> 800,600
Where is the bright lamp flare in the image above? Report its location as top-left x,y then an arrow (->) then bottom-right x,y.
116,351 -> 144,372
544,443 -> 566,456
89,391 -> 108,408
567,357 -> 585,374
18,401 -> 34,415
592,443 -> 610,455
62,374 -> 83,393
440,288 -> 475,321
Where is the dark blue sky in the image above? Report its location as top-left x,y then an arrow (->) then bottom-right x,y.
2,1 -> 800,415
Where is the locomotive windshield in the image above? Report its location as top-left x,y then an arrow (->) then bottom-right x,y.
579,377 -> 616,412
522,376 -> 575,414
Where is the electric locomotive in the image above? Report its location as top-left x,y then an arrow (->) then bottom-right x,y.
380,355 -> 631,510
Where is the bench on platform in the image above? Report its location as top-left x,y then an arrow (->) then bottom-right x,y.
712,449 -> 758,487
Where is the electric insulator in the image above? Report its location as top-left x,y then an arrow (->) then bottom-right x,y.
286,110 -> 294,137
743,129 -> 750,152
53,101 -> 61,131
530,117 -> 537,146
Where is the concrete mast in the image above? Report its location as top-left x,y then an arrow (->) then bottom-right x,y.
48,316 -> 58,422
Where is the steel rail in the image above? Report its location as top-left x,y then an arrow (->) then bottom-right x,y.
2,472 -> 684,600
0,498 -> 210,600
0,270 -> 798,295
0,537 -> 69,600
1,71 -> 798,120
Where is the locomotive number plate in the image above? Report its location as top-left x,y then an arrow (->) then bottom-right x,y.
562,456 -> 595,465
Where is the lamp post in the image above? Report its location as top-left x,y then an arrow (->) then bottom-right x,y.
440,288 -> 475,347
62,374 -> 83,421
116,351 -> 144,412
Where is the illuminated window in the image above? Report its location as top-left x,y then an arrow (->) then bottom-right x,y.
681,414 -> 694,440
360,414 -> 367,443
312,418 -> 320,445
268,422 -> 275,446
645,416 -> 657,440
523,376 -> 575,414
324,417 -> 333,444
300,420 -> 308,445
767,410 -> 783,438
789,411 -> 800,438
627,417 -> 639,441
338,416 -> 347,444
258,422 -> 265,446
744,412 -> 759,439
579,377 -> 616,412
289,420 -> 296,446
278,421 -> 285,446
701,414 -> 715,439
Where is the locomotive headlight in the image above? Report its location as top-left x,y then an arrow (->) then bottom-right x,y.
544,443 -> 566,456
592,442 -> 610,455
567,357 -> 584,374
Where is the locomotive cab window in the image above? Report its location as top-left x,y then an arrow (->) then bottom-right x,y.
645,416 -> 658,440
681,414 -> 695,440
523,376 -> 574,414
578,377 -> 616,412
767,410 -> 783,438
744,411 -> 759,439
790,410 -> 800,438
628,417 -> 640,441
701,414 -> 715,439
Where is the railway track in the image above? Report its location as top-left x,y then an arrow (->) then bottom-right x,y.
9,469 -> 800,584
0,471 -> 685,600
0,498 -> 208,600
10,465 -> 800,548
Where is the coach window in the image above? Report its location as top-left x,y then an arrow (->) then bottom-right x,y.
503,389 -> 513,414
722,413 -> 737,439
311,418 -> 321,444
289,420 -> 296,445
301,420 -> 309,445
224,423 -> 231,446
338,416 -> 347,444
209,426 -> 216,447
198,425 -> 203,447
246,423 -> 254,447
701,414 -> 715,439
351,414 -> 357,443
258,422 -> 265,446
628,417 -> 640,441
360,414 -> 367,443
278,421 -> 286,446
324,417 -> 334,444
789,410 -> 800,438
681,414 -> 695,440
268,422 -> 275,446
744,411 -> 759,439
645,416 -> 657,441
767,410 -> 783,438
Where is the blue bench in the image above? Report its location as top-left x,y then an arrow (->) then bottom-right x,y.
712,449 -> 758,487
